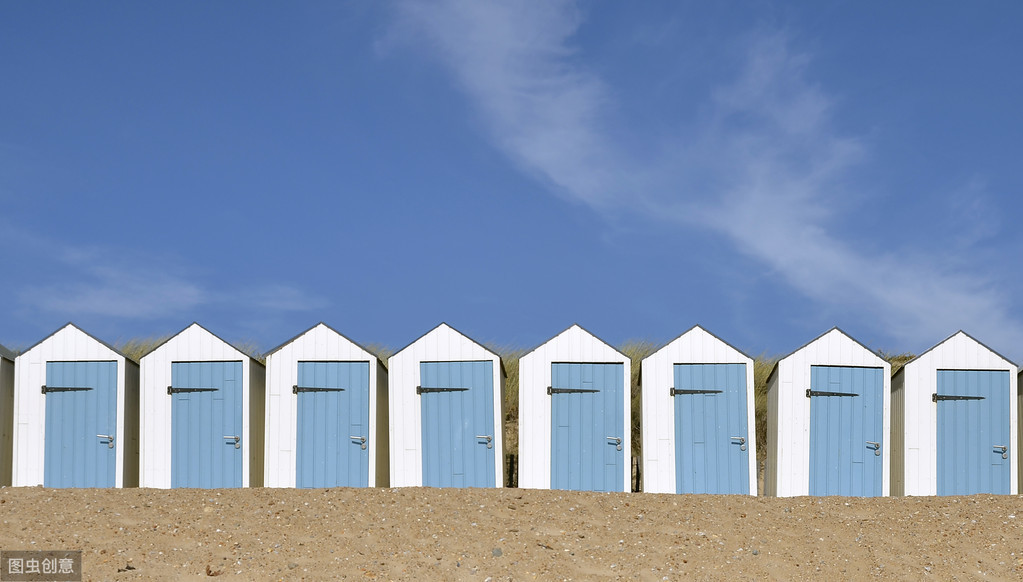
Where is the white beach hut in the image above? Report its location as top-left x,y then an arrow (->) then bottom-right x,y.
139,323 -> 265,488
388,323 -> 505,488
264,323 -> 388,488
519,324 -> 631,492
892,331 -> 1018,496
765,327 -> 891,497
0,344 -> 16,486
12,323 -> 139,488
641,325 -> 756,495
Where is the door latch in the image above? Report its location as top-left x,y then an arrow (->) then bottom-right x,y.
350,435 -> 367,450
607,436 -> 622,451
96,434 -> 115,449
731,436 -> 747,451
475,435 -> 493,449
866,441 -> 881,456
995,445 -> 1008,459
223,435 -> 241,449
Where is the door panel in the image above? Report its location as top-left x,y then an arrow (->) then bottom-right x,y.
420,361 -> 495,488
171,361 -> 243,488
44,361 -> 118,487
550,363 -> 625,492
808,366 -> 883,496
296,361 -> 370,488
936,370 -> 1010,495
673,363 -> 749,494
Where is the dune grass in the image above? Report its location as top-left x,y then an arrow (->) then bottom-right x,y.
114,337 -> 171,362
113,336 -> 266,363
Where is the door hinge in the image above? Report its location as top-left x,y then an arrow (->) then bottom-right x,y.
547,387 -> 599,395
416,386 -> 470,394
806,389 -> 859,398
932,393 -> 985,402
670,388 -> 723,396
41,385 -> 93,394
293,385 -> 346,394
167,386 -> 219,395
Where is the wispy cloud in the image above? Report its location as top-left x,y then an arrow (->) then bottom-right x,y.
389,0 -> 632,208
393,1 -> 1023,354
21,251 -> 208,319
232,284 -> 329,312
3,225 -> 326,321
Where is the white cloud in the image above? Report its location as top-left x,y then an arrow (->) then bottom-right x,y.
393,1 -> 1023,355
391,0 -> 630,208
4,227 -> 327,320
231,284 -> 329,312
19,249 -> 208,319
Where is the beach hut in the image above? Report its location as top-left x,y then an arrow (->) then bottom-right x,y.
0,344 -> 15,486
12,323 -> 139,488
891,331 -> 1018,496
765,327 -> 890,497
388,323 -> 505,488
641,325 -> 756,495
139,323 -> 265,488
519,324 -> 631,492
264,323 -> 388,488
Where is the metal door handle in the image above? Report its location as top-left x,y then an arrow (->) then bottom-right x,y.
223,435 -> 240,449
607,436 -> 622,451
96,434 -> 115,449
476,435 -> 493,449
350,435 -> 367,450
995,445 -> 1008,459
866,441 -> 880,456
731,436 -> 747,451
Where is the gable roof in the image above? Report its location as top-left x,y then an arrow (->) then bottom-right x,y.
767,326 -> 883,383
391,322 -> 506,375
649,324 -> 754,360
521,323 -> 628,360
141,322 -> 259,364
264,321 -> 381,364
892,330 -> 1018,380
0,343 -> 14,361
20,322 -> 133,362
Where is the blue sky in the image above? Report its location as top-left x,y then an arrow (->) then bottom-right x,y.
2,2 -> 1022,359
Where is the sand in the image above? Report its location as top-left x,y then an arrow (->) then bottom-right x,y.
1,486 -> 1021,580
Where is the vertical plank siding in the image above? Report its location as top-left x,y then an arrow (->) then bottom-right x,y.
673,363 -> 750,494
264,324 -> 386,489
420,361 -> 496,488
550,362 -> 625,492
0,348 -> 14,487
44,361 -> 118,487
894,332 -> 1018,496
388,323 -> 504,488
765,328 -> 891,497
295,361 -> 370,488
12,324 -> 138,488
170,361 -> 244,488
641,326 -> 756,495
140,323 -> 264,488
935,370 -> 1011,495
807,366 -> 884,496
519,325 -> 631,492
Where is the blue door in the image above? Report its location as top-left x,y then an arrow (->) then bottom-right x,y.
420,361 -> 496,488
673,363 -> 749,494
808,366 -> 883,496
171,361 -> 243,488
44,361 -> 118,487
936,370 -> 1011,495
550,363 -> 625,492
296,361 -> 370,488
